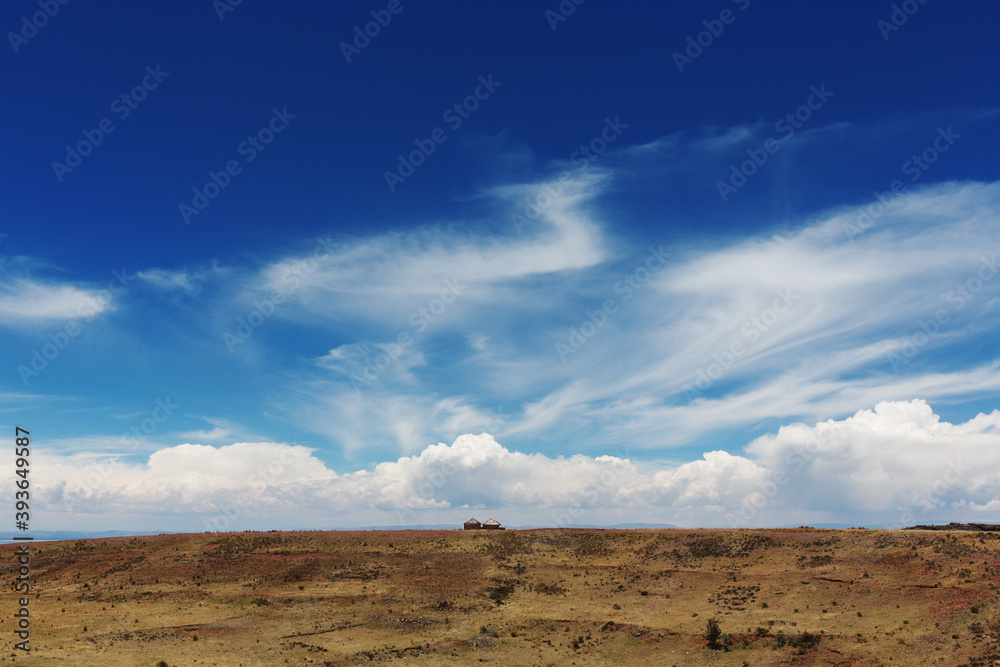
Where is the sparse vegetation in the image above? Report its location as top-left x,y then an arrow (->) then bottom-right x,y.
485,576 -> 518,605
0,526 -> 995,664
705,617 -> 722,649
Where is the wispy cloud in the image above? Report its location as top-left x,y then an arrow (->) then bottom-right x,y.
137,268 -> 201,293
219,175 -> 1000,457
253,171 -> 610,325
0,275 -> 114,322
20,127 -> 999,501
495,180 -> 1000,448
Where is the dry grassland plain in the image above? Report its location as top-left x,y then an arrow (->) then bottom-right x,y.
2,528 -> 999,666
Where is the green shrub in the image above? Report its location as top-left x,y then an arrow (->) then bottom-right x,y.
705,617 -> 722,650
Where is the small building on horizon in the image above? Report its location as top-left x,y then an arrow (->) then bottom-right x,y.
462,517 -> 506,530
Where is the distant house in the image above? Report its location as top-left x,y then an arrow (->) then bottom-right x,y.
462,517 -> 506,530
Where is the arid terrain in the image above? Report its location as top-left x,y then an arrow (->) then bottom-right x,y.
3,527 -> 999,666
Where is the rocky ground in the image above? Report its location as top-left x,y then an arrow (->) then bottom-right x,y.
2,527 -> 999,666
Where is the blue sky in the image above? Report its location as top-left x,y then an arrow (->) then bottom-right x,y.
3,1 -> 1000,532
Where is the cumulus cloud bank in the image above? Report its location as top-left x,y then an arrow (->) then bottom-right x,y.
27,400 -> 1000,531
744,399 -> 1000,525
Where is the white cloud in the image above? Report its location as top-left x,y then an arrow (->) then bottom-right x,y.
315,340 -> 426,386
743,399 -> 1000,524
194,141 -> 999,456
175,427 -> 233,442
137,268 -> 200,292
292,390 -> 507,457
31,433 -> 641,530
27,401 -> 1000,530
254,171 -> 609,325
260,173 -> 1000,456
35,442 -> 335,519
0,277 -> 113,322
493,180 -> 1000,448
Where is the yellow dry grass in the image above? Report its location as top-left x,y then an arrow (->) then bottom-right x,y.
2,527 -> 999,666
